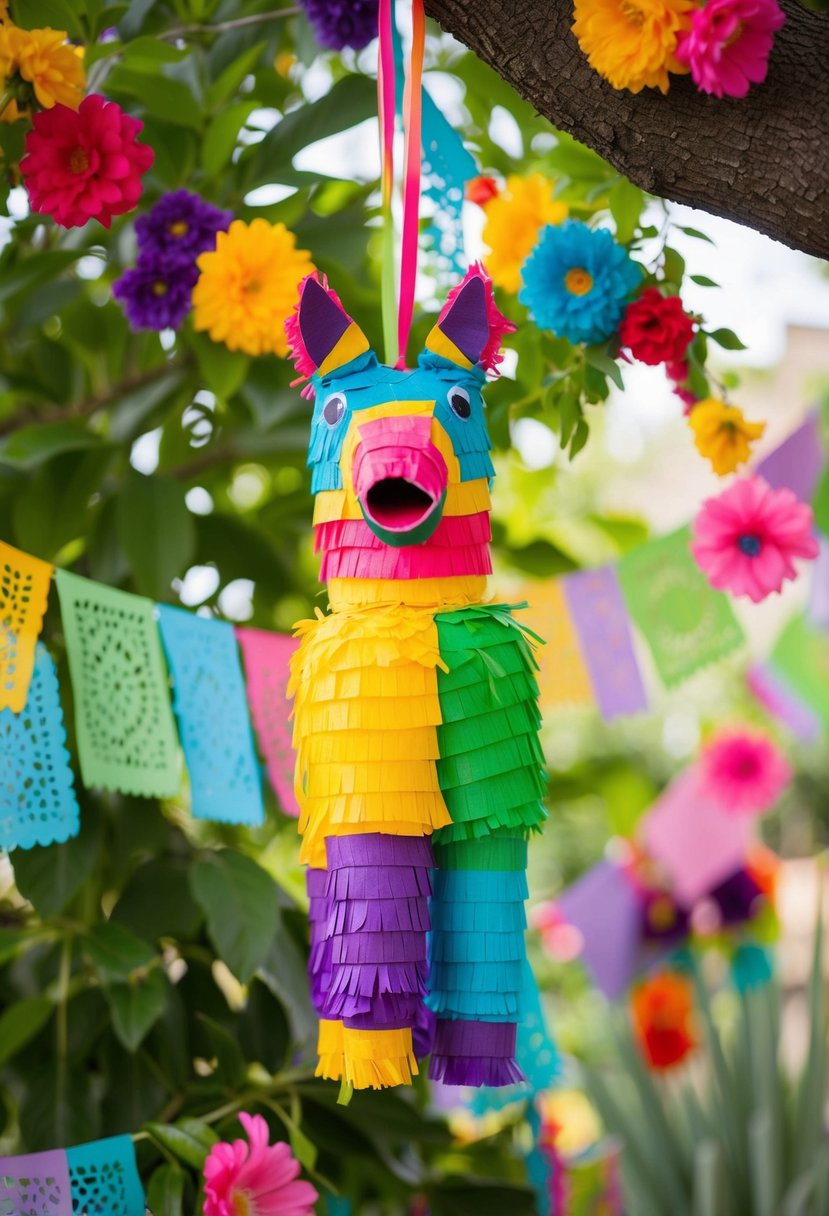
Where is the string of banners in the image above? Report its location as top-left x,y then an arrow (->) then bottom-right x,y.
0,414 -> 821,854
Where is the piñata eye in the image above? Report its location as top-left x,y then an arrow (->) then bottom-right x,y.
448,386 -> 471,419
322,392 -> 346,426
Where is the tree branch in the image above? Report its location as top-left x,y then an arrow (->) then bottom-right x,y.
424,0 -> 829,260
160,6 -> 302,41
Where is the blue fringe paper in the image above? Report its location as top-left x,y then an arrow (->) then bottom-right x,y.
0,643 -> 80,851
156,605 -> 264,826
66,1135 -> 145,1216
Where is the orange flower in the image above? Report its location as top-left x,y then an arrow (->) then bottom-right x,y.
630,971 -> 696,1070
0,25 -> 85,123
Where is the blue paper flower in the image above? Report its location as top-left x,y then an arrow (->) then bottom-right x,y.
519,219 -> 642,345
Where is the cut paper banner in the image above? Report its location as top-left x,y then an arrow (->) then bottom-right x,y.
236,627 -> 300,817
618,526 -> 745,687
755,410 -> 822,502
747,663 -> 821,743
55,570 -> 180,798
66,1134 -> 145,1216
517,579 -> 594,710
0,540 -> 53,713
0,1148 -> 73,1216
765,612 -> 829,732
157,606 -> 264,826
643,768 -> 752,905
0,643 -> 80,851
563,566 -> 647,718
807,536 -> 829,630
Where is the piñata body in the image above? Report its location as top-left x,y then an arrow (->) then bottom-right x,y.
287,267 -> 546,1088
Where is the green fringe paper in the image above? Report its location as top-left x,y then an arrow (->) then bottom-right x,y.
435,836 -> 528,871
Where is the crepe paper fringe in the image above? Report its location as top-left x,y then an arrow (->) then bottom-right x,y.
285,272 -> 354,382
320,542 -> 492,582
342,992 -> 423,1029
0,643 -> 80,852
428,1018 -> 524,1087
316,1018 -> 345,1081
434,263 -> 516,376
326,575 -> 490,612
341,1026 -> 418,1090
307,867 -> 334,1015
0,540 -> 53,714
315,512 -> 491,553
156,606 -> 264,826
55,570 -> 181,798
436,836 -> 528,871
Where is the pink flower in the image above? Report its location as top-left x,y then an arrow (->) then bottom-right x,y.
699,727 -> 791,815
203,1113 -> 318,1216
531,901 -> 583,962
676,0 -> 785,99
20,93 -> 154,229
691,475 -> 819,603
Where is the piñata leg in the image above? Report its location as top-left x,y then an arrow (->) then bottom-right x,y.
429,605 -> 547,1085
322,833 -> 433,1089
306,867 -> 344,1080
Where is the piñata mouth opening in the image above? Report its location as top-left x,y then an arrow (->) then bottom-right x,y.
365,477 -> 434,531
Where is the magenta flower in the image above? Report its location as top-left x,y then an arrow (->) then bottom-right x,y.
203,1113 -> 318,1216
676,0 -> 785,99
699,727 -> 791,815
691,475 -> 819,603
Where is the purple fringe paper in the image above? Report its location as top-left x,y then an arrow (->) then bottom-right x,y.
326,832 -> 435,869
326,866 -> 432,900
413,1001 -> 436,1057
343,992 -> 423,1029
307,867 -> 334,1015
327,895 -> 431,935
429,1019 -> 524,1086
332,930 -> 428,964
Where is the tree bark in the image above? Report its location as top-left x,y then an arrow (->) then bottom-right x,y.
424,0 -> 829,261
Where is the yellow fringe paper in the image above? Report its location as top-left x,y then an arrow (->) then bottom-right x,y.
313,479 -> 492,525
315,1018 -> 344,1081
514,579 -> 594,710
327,575 -> 488,611
0,542 -> 54,713
342,1026 -> 418,1090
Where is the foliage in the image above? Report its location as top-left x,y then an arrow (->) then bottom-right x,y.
585,915 -> 829,1216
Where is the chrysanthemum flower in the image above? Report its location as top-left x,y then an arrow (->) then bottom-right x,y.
192,218 -> 314,357
519,219 -> 642,345
688,397 -> 765,476
135,189 -> 232,261
203,1112 -> 318,1216
113,254 -> 199,332
691,475 -> 819,603
572,0 -> 694,93
630,972 -> 696,1070
619,287 -> 695,366
20,94 -> 154,229
676,0 -> 785,98
0,24 -> 85,122
699,727 -> 791,815
482,173 -> 568,293
299,0 -> 379,51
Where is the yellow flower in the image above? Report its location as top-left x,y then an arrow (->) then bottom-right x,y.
0,25 -> 85,122
689,397 -> 766,476
482,173 -> 568,293
0,2 -> 9,24
193,218 -> 315,358
572,0 -> 693,94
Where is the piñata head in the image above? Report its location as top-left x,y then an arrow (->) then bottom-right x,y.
286,265 -> 514,598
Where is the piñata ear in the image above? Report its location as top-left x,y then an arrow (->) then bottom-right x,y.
424,263 -> 516,375
285,273 -> 370,379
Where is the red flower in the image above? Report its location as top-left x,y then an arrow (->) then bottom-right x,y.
630,972 -> 697,1070
466,175 -> 499,206
619,287 -> 695,366
20,93 -> 154,229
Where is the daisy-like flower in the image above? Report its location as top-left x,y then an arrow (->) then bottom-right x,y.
0,24 -> 85,122
619,287 -> 695,366
519,219 -> 642,345
691,475 -> 819,603
688,397 -> 765,476
203,1112 -> 318,1216
676,0 -> 785,98
572,0 -> 694,93
630,971 -> 696,1070
193,218 -> 314,357
113,254 -> 199,332
482,173 -> 568,293
699,727 -> 791,815
135,189 -> 232,261
20,94 -> 154,229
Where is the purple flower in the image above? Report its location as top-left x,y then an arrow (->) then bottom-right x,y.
135,190 -> 232,262
113,254 -> 199,331
299,0 -> 379,50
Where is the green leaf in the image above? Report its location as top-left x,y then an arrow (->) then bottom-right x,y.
207,41 -> 266,109
258,931 -> 317,1048
608,177 -> 644,245
585,344 -> 625,390
111,856 -> 204,943
197,1013 -> 246,1089
189,329 -> 250,402
190,850 -> 282,983
0,927 -> 36,966
0,996 -> 53,1067
0,250 -> 81,305
430,1177 -> 536,1216
679,225 -> 716,244
10,0 -> 84,37
11,801 -> 102,918
663,247 -> 686,287
105,967 -> 169,1052
690,275 -> 719,287
0,421 -> 101,470
708,327 -> 747,351
145,1117 -> 219,1170
107,68 -> 203,129
202,101 -> 259,176
18,1060 -> 100,1151
116,471 -> 196,599
83,922 -> 157,983
146,1164 -> 185,1216
121,36 -> 190,65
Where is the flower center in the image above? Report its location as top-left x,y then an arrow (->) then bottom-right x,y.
152,281 -> 169,296
620,0 -> 646,26
737,534 -> 762,557
564,267 -> 593,297
244,279 -> 262,295
169,220 -> 189,236
69,146 -> 89,175
647,896 -> 676,932
232,1193 -> 252,1216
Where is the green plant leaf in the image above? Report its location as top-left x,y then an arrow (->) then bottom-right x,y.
189,850 -> 282,984
207,41 -> 267,109
116,470 -> 196,600
111,856 -> 204,943
690,275 -> 720,287
197,1013 -> 246,1089
145,1118 -> 220,1170
0,996 -> 53,1067
202,101 -> 259,176
105,967 -> 169,1052
708,327 -> 747,351
11,801 -> 102,918
146,1164 -> 185,1216
82,922 -> 157,983
608,177 -> 644,244
189,329 -> 250,402
0,421 -> 101,470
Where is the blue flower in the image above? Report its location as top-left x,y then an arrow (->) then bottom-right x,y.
519,219 -> 642,345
